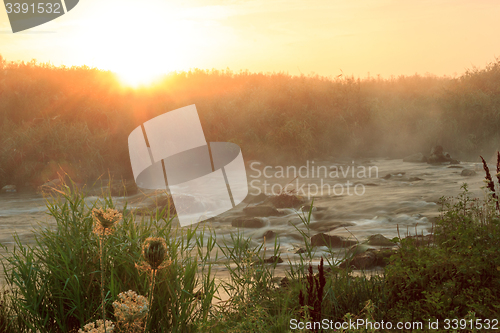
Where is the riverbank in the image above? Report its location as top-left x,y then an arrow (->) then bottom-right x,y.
1,164 -> 499,332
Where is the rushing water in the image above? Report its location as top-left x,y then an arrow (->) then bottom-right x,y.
0,158 -> 488,283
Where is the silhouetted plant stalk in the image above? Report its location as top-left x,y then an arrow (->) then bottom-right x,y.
92,208 -> 122,333
496,152 -> 500,188
480,155 -> 500,212
298,257 -> 326,332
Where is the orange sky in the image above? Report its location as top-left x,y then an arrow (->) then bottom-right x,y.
1,0 -> 499,85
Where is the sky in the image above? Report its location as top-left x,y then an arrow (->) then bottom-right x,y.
1,0 -> 499,86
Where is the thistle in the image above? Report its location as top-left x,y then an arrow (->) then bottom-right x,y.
136,237 -> 170,333
92,208 -> 122,333
142,237 -> 168,270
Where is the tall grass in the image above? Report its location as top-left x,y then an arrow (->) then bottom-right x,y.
0,183 -> 215,332
1,177 -> 499,331
2,55 -> 500,188
0,182 -> 386,332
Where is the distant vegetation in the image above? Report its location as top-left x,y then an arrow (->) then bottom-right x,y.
1,55 -> 500,187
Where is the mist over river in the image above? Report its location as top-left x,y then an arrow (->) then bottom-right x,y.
0,157 -> 488,283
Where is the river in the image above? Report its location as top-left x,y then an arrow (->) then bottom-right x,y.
0,157 -> 488,285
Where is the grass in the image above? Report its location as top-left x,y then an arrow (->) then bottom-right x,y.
1,176 -> 498,333
0,182 -> 214,332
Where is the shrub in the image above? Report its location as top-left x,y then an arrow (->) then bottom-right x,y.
385,184 -> 500,323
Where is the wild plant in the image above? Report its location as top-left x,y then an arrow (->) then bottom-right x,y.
4,57 -> 500,187
288,200 -> 316,281
135,237 -> 170,332
0,178 -> 218,332
92,208 -> 122,332
480,155 -> 498,211
298,257 -> 326,332
112,290 -> 148,333
78,320 -> 115,333
384,181 -> 500,322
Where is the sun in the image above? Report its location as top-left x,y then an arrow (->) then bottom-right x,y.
113,63 -> 167,88
90,26 -> 189,88
71,0 -> 208,87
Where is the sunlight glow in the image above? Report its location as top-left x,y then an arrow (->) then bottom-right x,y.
114,65 -> 165,88
70,0 -> 216,87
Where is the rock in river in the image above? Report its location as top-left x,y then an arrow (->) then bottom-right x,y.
262,230 -> 276,240
243,205 -> 283,217
1,185 -> 16,193
367,234 -> 396,246
232,217 -> 266,228
461,169 -> 476,177
427,145 -> 459,164
311,233 -> 357,248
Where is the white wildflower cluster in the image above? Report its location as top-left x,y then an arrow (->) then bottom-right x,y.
112,290 -> 149,333
78,319 -> 115,333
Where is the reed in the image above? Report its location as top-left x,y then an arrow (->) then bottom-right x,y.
2,56 -> 500,188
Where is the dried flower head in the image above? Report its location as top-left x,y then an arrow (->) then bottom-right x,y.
112,290 -> 148,332
113,290 -> 149,323
78,320 -> 115,333
92,208 -> 122,235
141,237 -> 168,270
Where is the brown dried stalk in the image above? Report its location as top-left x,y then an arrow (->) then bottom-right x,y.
496,151 -> 500,185
298,257 -> 326,331
480,155 -> 499,211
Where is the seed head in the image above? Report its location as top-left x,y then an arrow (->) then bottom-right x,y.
92,208 -> 122,235
142,237 -> 168,270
